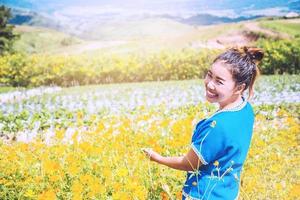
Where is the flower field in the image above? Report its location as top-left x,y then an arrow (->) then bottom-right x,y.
0,75 -> 299,199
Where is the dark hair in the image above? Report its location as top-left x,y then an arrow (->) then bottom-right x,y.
213,46 -> 264,99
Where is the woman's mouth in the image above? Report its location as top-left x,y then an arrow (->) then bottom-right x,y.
206,90 -> 218,98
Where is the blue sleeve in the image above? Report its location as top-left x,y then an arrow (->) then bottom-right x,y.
191,119 -> 225,165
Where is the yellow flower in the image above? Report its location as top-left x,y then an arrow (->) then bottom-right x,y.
76,111 -> 83,120
210,120 -> 217,128
79,174 -> 93,185
117,167 -> 128,177
112,191 -> 131,200
43,160 -> 61,175
113,182 -> 122,192
72,181 -> 83,194
289,184 -> 300,198
71,181 -> 86,199
24,189 -> 35,198
49,175 -> 60,183
213,160 -> 219,167
38,189 -> 56,200
103,167 -> 112,178
55,129 -> 65,140
79,142 -> 93,154
176,191 -> 183,199
96,121 -> 105,132
72,194 -> 81,200
67,164 -> 80,176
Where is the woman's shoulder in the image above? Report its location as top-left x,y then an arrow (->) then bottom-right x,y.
195,117 -> 216,128
214,102 -> 255,129
194,100 -> 254,132
203,102 -> 253,128
194,117 -> 221,136
212,101 -> 254,119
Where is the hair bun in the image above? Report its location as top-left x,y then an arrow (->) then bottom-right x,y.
243,46 -> 264,63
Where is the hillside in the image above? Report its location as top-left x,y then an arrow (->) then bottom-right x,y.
11,17 -> 300,55
13,26 -> 83,54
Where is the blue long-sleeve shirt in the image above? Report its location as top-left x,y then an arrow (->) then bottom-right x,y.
182,97 -> 254,200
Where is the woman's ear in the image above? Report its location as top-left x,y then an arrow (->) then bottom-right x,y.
234,83 -> 246,95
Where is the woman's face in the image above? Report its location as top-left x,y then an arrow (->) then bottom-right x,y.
204,61 -> 240,107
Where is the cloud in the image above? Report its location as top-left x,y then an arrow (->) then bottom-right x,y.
59,5 -> 125,16
197,9 -> 238,18
241,7 -> 290,17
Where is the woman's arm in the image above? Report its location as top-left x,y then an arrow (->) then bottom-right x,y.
142,148 -> 202,171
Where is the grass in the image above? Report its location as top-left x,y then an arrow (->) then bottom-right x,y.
10,17 -> 300,56
9,19 -> 247,56
12,25 -> 82,54
259,19 -> 300,38
0,86 -> 23,93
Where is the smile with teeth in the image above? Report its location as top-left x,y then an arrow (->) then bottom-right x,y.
206,90 -> 218,98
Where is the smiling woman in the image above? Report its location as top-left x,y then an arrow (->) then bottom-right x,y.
143,46 -> 264,200
205,47 -> 263,110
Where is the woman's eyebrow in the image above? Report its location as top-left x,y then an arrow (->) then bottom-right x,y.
208,70 -> 225,81
216,76 -> 225,81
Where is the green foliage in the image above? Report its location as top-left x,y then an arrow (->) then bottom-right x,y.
257,19 -> 300,74
1,38 -> 299,87
259,20 -> 300,38
0,86 -> 21,93
257,38 -> 300,74
1,15 -> 299,87
0,49 -> 220,87
12,26 -> 82,54
0,5 -> 18,55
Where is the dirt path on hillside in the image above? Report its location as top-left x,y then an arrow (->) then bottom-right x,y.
201,21 -> 291,49
244,22 -> 278,37
243,22 -> 291,39
202,30 -> 255,49
53,20 -> 295,53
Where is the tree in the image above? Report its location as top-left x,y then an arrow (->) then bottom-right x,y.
0,5 -> 18,54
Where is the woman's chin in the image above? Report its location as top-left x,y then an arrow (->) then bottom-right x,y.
205,96 -> 218,103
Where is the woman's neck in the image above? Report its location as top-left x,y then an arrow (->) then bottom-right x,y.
219,95 -> 244,111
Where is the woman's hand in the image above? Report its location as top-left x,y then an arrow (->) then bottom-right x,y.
141,148 -> 201,171
141,148 -> 162,162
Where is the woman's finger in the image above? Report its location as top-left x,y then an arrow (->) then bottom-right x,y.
141,148 -> 153,159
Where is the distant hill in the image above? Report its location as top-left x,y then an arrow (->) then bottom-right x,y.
163,14 -> 261,26
4,1 -> 299,55
12,25 -> 82,54
5,7 -> 276,40
11,17 -> 300,55
9,8 -> 62,30
3,0 -> 300,40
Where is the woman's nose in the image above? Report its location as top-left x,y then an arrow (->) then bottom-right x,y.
207,80 -> 215,90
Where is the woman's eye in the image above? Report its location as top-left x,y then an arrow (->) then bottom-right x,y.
217,80 -> 223,85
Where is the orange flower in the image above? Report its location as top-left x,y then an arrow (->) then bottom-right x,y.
38,189 -> 56,200
160,192 -> 169,200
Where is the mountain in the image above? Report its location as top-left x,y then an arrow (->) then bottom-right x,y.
2,0 -> 300,40
2,0 -> 300,16
9,8 -> 61,29
163,14 -> 262,26
7,8 -> 262,39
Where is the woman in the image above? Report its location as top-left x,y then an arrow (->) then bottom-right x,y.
143,46 -> 264,200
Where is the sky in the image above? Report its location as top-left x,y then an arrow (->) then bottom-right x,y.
2,0 -> 299,18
